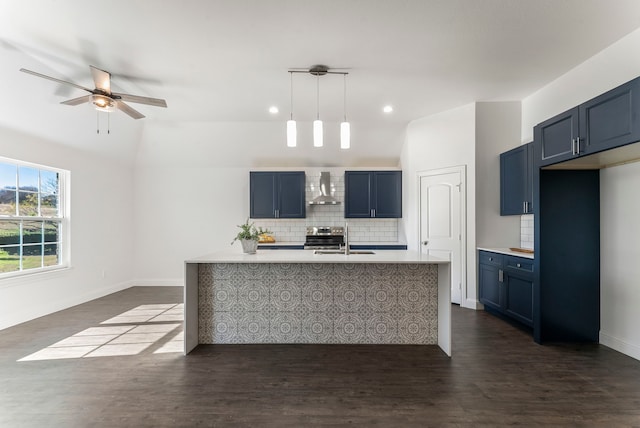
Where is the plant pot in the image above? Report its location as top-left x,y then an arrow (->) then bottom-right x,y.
240,239 -> 258,254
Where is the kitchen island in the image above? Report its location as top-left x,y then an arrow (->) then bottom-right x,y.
184,250 -> 451,356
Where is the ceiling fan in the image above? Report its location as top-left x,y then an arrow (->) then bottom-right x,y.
19,65 -> 167,119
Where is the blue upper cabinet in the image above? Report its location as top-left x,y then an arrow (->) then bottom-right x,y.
500,142 -> 533,215
535,107 -> 579,167
536,76 -> 640,167
250,172 -> 305,219
345,171 -> 402,218
580,77 -> 640,155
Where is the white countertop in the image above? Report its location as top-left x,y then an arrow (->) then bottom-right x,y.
186,249 -> 448,264
477,247 -> 535,259
257,241 -> 407,247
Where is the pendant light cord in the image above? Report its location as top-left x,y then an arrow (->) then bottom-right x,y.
343,74 -> 347,122
289,71 -> 294,120
316,72 -> 320,120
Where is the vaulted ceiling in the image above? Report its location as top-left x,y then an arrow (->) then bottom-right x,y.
2,0 -> 640,166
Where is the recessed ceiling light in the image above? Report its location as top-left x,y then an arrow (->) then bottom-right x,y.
383,105 -> 393,113
269,106 -> 279,114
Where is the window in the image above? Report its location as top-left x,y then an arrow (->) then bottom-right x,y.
0,157 -> 68,277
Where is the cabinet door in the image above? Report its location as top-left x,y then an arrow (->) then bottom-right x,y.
479,262 -> 502,311
372,171 -> 402,218
503,271 -> 533,327
277,172 -> 306,218
535,107 -> 579,167
345,171 -> 373,218
250,172 -> 276,218
580,77 -> 640,155
500,145 -> 528,215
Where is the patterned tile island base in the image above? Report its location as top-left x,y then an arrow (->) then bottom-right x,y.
197,263 -> 438,345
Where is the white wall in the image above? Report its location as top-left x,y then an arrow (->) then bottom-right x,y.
522,27 -> 640,360
400,103 -> 478,308
475,102 -> 522,249
132,166 -> 249,284
600,162 -> 640,360
0,127 -> 135,330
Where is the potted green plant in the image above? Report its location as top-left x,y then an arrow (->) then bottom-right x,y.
231,219 -> 270,254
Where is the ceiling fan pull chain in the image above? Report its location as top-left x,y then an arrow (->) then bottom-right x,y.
97,111 -> 100,134
108,112 -> 110,134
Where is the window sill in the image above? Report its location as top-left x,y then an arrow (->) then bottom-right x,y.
0,265 -> 72,289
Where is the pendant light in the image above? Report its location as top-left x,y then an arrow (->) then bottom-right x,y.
286,71 -> 296,147
340,73 -> 350,149
286,65 -> 349,148
313,71 -> 323,147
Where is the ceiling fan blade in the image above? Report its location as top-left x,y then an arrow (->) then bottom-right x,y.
112,92 -> 167,108
60,95 -> 92,106
90,65 -> 111,94
116,100 -> 145,119
20,68 -> 93,93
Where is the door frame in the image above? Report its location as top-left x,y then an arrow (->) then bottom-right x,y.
417,165 -> 467,306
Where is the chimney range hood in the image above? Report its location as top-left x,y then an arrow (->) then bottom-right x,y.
308,172 -> 340,205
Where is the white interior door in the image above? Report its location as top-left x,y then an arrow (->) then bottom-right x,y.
419,168 -> 464,305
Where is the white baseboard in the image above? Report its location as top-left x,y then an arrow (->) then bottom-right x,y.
462,298 -> 483,310
0,280 -> 134,331
600,331 -> 640,361
131,279 -> 184,287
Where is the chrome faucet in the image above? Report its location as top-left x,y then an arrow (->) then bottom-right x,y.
344,222 -> 350,255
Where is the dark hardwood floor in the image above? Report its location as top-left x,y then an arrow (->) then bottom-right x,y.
1,286 -> 639,427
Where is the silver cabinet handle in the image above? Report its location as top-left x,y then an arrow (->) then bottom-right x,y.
489,257 -> 493,261
499,269 -> 504,282
422,240 -> 429,245
517,263 -> 521,268
523,201 -> 527,213
575,137 -> 581,154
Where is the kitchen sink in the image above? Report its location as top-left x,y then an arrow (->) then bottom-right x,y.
313,250 -> 375,255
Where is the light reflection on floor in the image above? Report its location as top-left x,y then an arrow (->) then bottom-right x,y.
18,303 -> 183,362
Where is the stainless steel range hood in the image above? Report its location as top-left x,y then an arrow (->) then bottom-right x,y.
308,172 -> 341,205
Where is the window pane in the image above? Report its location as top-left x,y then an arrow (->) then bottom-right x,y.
44,222 -> 59,243
0,163 -> 16,190
0,164 -> 17,216
40,170 -> 59,195
23,221 -> 43,244
0,246 -> 20,273
41,193 -> 59,217
18,166 -> 39,191
0,221 -> 20,245
22,244 -> 43,270
18,191 -> 38,216
43,243 -> 59,267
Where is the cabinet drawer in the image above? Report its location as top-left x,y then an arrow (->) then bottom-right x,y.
504,256 -> 534,273
479,251 -> 502,267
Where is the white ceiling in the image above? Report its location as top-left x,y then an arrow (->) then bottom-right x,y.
2,0 -> 640,166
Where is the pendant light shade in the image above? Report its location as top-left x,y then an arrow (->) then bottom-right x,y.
313,119 -> 323,147
287,120 -> 297,147
340,121 -> 350,149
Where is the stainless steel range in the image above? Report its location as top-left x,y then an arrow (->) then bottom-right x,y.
304,226 -> 344,250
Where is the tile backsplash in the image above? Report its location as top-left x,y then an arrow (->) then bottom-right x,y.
520,214 -> 534,249
253,169 -> 399,243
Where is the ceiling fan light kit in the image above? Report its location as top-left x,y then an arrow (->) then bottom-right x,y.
19,65 -> 167,122
91,94 -> 117,112
287,65 -> 350,149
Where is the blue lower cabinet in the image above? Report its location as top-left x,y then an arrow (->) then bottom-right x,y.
479,251 -> 533,328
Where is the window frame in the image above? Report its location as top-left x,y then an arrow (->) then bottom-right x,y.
0,156 -> 70,280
